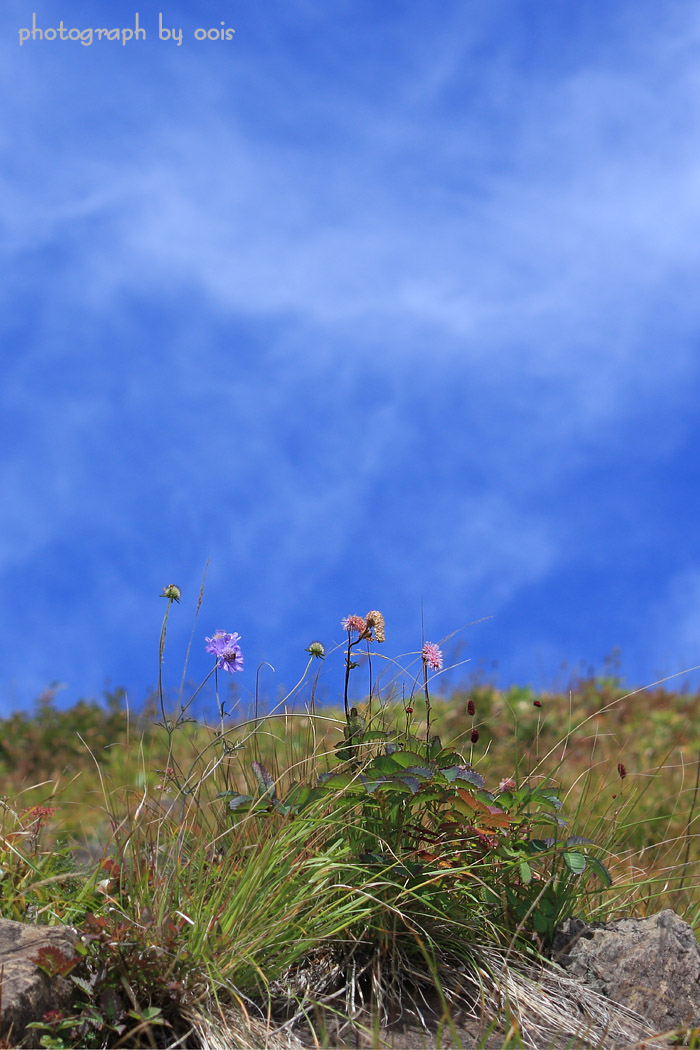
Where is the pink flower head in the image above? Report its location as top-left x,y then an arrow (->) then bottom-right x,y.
342,615 -> 368,636
422,641 -> 443,671
205,630 -> 244,673
498,777 -> 516,793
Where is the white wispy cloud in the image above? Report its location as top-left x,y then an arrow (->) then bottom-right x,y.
2,0 -> 700,704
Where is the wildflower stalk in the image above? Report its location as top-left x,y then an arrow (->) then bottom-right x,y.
342,636 -> 365,743
421,641 -> 443,760
423,660 -> 432,759
157,585 -> 181,727
366,638 -> 373,725
343,636 -> 354,726
156,585 -> 183,783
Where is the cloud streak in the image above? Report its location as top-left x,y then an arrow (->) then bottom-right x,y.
2,0 -> 700,707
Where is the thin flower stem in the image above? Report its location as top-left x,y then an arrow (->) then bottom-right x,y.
366,639 -> 375,724
343,633 -> 354,726
157,600 -> 175,726
423,661 -> 432,759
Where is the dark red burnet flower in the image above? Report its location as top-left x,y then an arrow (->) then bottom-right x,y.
470,728 -> 479,744
467,699 -> 475,716
533,700 -> 542,708
617,762 -> 627,779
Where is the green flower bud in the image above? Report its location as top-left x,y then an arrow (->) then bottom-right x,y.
160,584 -> 181,603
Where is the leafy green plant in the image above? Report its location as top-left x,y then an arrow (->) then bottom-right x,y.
213,630 -> 613,955
7,586 -> 700,1049
29,909 -> 193,1049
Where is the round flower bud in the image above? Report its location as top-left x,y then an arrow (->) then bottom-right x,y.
160,584 -> 181,603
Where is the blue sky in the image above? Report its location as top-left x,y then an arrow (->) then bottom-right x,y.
2,0 -> 700,717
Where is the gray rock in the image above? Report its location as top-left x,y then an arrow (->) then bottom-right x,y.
0,917 -> 78,1046
552,909 -> 700,1032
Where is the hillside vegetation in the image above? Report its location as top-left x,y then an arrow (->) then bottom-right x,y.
2,594 -> 700,1048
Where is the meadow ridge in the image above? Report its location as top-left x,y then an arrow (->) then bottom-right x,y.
1,589 -> 700,1048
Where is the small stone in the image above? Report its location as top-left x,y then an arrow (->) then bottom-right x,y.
0,917 -> 78,1045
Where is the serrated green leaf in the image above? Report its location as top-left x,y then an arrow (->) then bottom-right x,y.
317,773 -> 359,791
535,812 -> 565,826
519,860 -> 533,883
403,765 -> 432,779
389,751 -> 430,769
585,854 -> 613,886
533,790 -> 563,810
130,1006 -> 164,1023
372,777 -> 414,795
435,751 -> 467,769
370,754 -> 403,775
443,766 -> 486,788
71,974 -> 93,996
228,794 -> 254,811
416,788 -> 448,803
525,838 -> 553,853
563,851 -> 587,874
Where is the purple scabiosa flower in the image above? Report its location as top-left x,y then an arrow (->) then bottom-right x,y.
422,641 -> 443,671
498,777 -> 516,793
342,615 -> 368,635
205,630 -> 243,673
